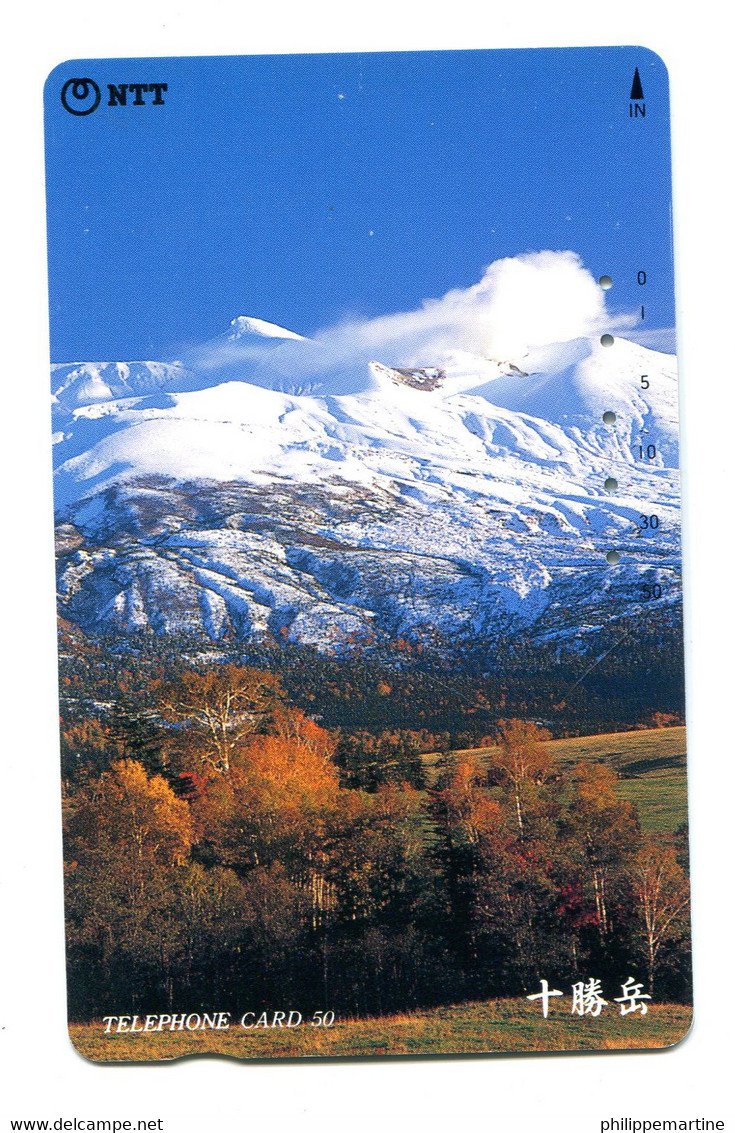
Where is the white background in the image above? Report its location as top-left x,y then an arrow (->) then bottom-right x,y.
1,3 -> 733,1130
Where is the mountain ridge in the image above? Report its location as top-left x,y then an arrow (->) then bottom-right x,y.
52,326 -> 682,656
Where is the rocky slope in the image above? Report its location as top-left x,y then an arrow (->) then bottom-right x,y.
52,320 -> 682,655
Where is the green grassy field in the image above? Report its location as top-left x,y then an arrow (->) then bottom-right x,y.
424,726 -> 688,836
69,996 -> 692,1062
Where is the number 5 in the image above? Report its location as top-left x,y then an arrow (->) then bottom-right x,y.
641,375 -> 650,389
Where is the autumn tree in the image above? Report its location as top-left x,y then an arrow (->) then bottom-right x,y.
490,719 -> 552,836
60,718 -> 126,785
329,781 -> 431,926
431,750 -> 570,994
187,708 -> 352,941
64,760 -> 195,1013
65,758 -> 193,873
433,756 -> 503,852
632,841 -> 690,994
431,756 -> 504,983
159,664 -> 282,773
564,762 -> 641,944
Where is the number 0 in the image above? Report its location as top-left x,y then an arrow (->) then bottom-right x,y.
637,271 -> 647,285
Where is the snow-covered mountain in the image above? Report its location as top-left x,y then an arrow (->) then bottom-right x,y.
52,319 -> 681,655
52,360 -> 189,414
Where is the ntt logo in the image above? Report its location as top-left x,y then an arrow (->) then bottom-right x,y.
60,78 -> 101,116
61,78 -> 167,115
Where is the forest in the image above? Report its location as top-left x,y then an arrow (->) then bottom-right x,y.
59,623 -> 690,1022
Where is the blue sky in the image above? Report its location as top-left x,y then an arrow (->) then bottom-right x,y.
45,47 -> 674,362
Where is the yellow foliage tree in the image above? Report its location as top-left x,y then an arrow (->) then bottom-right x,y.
64,761 -> 195,1005
633,841 -> 690,993
491,719 -> 551,836
567,762 -> 641,938
159,664 -> 282,773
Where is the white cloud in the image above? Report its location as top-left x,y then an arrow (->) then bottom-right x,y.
322,250 -> 607,364
191,251 -> 619,382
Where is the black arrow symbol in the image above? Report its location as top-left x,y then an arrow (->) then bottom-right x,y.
630,68 -> 644,101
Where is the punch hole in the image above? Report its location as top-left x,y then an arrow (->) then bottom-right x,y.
602,411 -> 616,424
598,275 -> 613,289
600,334 -> 615,347
604,477 -> 618,493
606,550 -> 620,565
